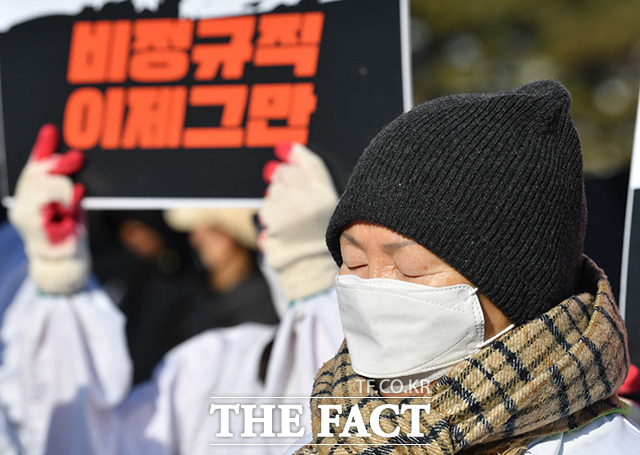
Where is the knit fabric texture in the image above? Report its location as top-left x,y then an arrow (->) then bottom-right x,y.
325,80 -> 587,325
296,258 -> 629,454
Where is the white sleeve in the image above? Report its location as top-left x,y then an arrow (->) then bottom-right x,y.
116,323 -> 277,455
526,413 -> 640,454
0,278 -> 133,455
264,288 -> 343,398
252,288 -> 341,453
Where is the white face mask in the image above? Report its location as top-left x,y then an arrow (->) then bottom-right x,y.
335,274 -> 513,385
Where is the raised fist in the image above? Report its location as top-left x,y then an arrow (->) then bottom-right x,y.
8,124 -> 90,294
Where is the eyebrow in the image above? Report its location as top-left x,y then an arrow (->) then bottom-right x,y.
340,232 -> 417,251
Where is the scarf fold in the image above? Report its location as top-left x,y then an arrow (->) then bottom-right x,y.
296,258 -> 629,454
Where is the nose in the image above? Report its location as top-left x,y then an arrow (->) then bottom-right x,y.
365,259 -> 397,280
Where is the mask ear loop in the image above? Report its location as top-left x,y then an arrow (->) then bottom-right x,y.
477,323 -> 515,349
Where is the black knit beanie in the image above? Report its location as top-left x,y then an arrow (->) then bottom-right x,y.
325,80 -> 587,325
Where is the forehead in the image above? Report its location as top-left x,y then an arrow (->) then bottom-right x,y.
339,221 -> 461,278
340,222 -> 420,250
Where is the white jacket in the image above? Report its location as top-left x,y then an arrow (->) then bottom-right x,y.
0,223 -> 344,454
527,412 -> 640,454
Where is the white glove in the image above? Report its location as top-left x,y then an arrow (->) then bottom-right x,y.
8,124 -> 90,294
259,142 -> 339,303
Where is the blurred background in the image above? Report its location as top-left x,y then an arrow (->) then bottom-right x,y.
0,0 -> 637,313
409,0 -> 640,300
410,0 -> 638,177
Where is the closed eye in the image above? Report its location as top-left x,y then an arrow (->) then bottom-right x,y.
399,271 -> 423,278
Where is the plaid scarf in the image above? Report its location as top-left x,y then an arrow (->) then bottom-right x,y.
296,258 -> 629,454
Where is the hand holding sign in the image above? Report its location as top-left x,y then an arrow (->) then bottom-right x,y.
259,142 -> 338,301
8,124 -> 91,294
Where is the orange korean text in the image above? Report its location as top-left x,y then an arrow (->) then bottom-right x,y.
63,12 -> 324,149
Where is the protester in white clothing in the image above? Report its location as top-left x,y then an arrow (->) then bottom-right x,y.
1,125 -> 343,454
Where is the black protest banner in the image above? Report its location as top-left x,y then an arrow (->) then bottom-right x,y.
0,0 -> 411,208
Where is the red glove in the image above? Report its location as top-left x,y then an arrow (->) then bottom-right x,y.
8,124 -> 90,294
